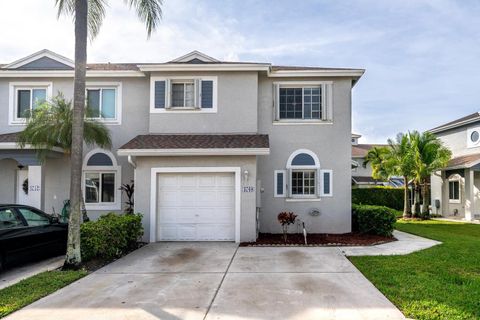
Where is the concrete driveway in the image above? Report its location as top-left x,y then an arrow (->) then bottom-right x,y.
6,243 -> 405,320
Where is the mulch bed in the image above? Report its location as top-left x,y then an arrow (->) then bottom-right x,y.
240,233 -> 396,247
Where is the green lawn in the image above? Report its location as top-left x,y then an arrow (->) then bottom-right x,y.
0,270 -> 87,318
350,220 -> 480,320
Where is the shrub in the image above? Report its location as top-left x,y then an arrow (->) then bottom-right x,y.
352,186 -> 404,211
352,204 -> 397,237
277,212 -> 297,243
81,213 -> 143,261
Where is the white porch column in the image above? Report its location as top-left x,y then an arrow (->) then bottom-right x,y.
464,168 -> 474,221
28,165 -> 44,210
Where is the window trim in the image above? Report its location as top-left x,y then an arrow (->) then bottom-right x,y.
82,149 -> 121,210
286,149 -> 321,199
8,81 -> 53,125
448,177 -> 461,204
85,82 -> 122,125
320,169 -> 333,197
273,81 -> 333,124
291,169 -> 317,198
150,76 -> 217,113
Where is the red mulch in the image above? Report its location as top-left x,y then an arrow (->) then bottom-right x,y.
240,233 -> 395,247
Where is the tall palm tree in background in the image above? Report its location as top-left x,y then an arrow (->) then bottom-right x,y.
409,131 -> 451,218
55,0 -> 163,268
363,146 -> 391,181
387,133 -> 416,218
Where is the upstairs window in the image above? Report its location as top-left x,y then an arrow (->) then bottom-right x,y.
151,76 -> 217,112
274,82 -> 332,123
85,83 -> 121,123
171,80 -> 195,107
9,82 -> 52,123
279,87 -> 321,119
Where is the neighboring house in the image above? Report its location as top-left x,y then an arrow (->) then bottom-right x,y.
430,112 -> 480,221
351,134 -> 403,188
0,49 -> 364,242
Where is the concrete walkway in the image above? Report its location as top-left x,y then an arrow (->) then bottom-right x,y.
340,230 -> 441,256
6,243 -> 405,320
0,256 -> 64,290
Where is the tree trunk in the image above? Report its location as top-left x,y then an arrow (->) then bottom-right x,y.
422,179 -> 429,218
64,0 -> 88,269
412,182 -> 420,218
403,176 -> 411,218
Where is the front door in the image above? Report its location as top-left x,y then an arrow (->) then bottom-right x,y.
16,169 -> 29,205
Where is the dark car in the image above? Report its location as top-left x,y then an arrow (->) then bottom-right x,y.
0,204 -> 68,270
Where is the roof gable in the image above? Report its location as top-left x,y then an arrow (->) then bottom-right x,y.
3,49 -> 74,70
429,112 -> 480,134
170,51 -> 220,63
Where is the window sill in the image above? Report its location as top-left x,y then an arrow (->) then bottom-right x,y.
150,108 -> 217,114
86,118 -> 121,125
285,198 -> 321,202
272,120 -> 333,126
449,200 -> 461,204
84,203 -> 121,211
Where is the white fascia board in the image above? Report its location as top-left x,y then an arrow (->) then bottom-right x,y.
429,117 -> 480,134
4,49 -> 75,69
138,64 -> 271,72
117,148 -> 270,156
171,51 -> 220,63
0,142 -> 63,153
0,70 -> 145,78
268,69 -> 365,78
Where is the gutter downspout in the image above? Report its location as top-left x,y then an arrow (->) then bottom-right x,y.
127,155 -> 136,169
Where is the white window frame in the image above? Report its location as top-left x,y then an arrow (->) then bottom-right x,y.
149,76 -> 217,113
286,149 -> 321,199
82,149 -> 121,211
85,82 -> 122,125
170,80 -> 195,108
448,176 -> 461,204
8,82 -> 53,125
291,169 -> 317,197
320,169 -> 333,197
273,81 -> 333,125
274,169 -> 287,197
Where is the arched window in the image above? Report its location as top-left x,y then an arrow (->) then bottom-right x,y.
448,174 -> 461,204
82,149 -> 121,210
274,149 -> 332,199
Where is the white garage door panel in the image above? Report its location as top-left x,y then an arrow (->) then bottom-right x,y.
157,172 -> 235,241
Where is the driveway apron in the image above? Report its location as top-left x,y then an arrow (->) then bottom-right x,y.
5,243 -> 405,320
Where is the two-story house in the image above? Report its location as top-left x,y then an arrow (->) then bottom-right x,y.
430,112 -> 480,221
0,49 -> 364,242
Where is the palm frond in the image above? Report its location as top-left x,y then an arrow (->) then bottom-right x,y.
125,0 -> 163,37
55,0 -> 107,40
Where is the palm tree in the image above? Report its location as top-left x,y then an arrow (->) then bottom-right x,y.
363,146 -> 392,181
54,0 -> 162,268
386,133 -> 416,218
410,131 -> 451,218
18,95 -> 111,156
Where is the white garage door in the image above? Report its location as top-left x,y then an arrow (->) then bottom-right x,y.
156,172 -> 235,241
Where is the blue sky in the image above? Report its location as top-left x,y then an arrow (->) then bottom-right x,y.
1,0 -> 480,143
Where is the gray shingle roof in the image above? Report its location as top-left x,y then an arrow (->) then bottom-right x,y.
119,134 -> 269,150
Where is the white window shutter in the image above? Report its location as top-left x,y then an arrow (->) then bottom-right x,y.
273,83 -> 279,121
194,79 -> 201,109
326,84 -> 333,121
165,79 -> 171,109
317,168 -> 322,198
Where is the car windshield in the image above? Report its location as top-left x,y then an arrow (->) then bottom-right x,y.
18,208 -> 51,227
0,208 -> 24,229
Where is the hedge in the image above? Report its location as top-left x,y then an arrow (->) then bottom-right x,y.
352,186 -> 404,211
352,204 -> 397,237
81,213 -> 143,261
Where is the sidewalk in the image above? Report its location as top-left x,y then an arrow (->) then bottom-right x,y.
339,230 -> 441,256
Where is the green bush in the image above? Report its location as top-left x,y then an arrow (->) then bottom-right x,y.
352,186 -> 404,211
352,204 -> 397,237
81,213 -> 143,261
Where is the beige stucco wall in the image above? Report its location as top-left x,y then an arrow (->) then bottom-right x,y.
148,71 -> 258,134
256,76 -> 353,234
133,155 -> 258,242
